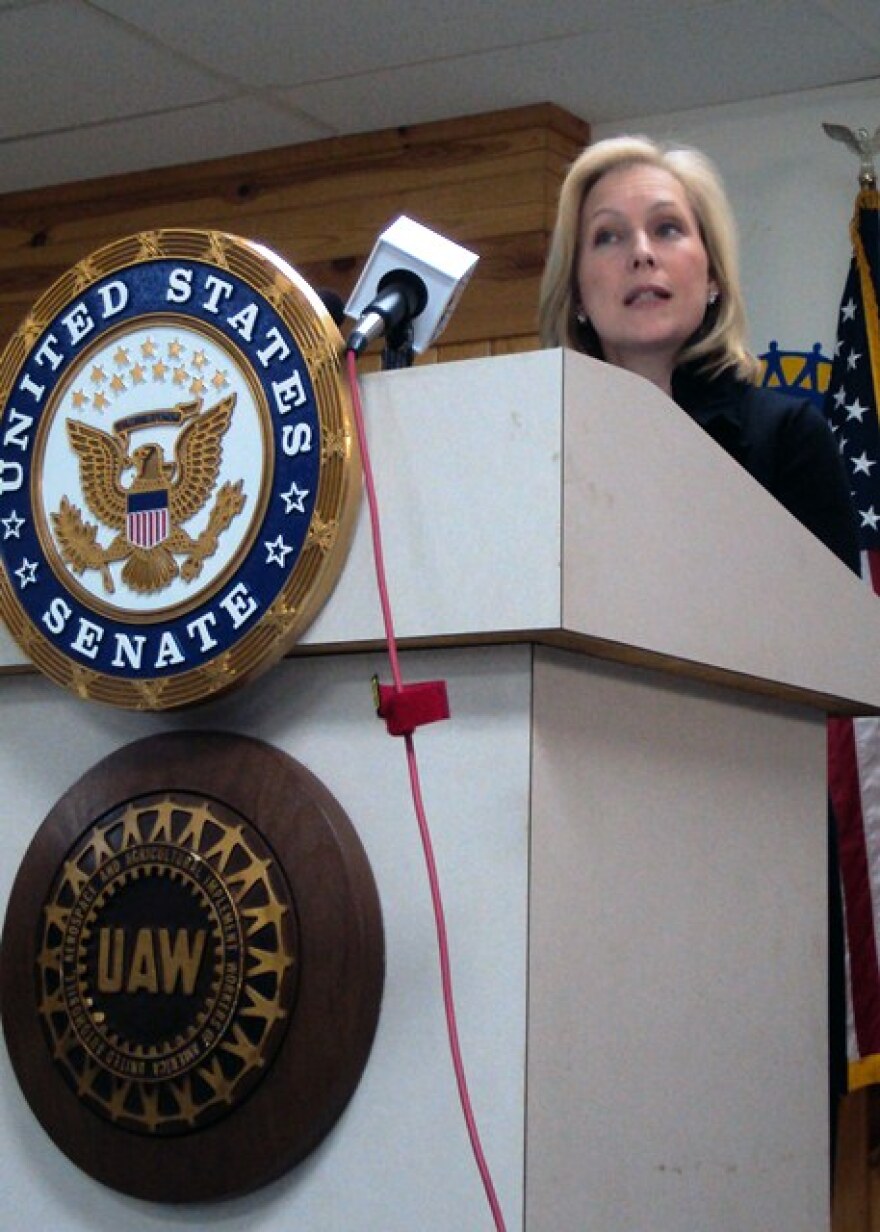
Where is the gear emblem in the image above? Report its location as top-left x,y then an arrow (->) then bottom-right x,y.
36,793 -> 297,1135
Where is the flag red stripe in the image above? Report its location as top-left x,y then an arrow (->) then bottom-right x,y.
830,716 -> 880,1054
866,548 -> 880,593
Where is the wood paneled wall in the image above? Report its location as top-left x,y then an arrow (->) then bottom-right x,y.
0,104 -> 589,369
834,1089 -> 880,1232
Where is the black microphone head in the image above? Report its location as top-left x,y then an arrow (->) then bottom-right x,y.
376,268 -> 428,319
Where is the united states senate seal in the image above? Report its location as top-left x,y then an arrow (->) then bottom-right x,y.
0,230 -> 360,709
0,732 -> 385,1202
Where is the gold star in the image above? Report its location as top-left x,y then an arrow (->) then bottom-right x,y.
301,343 -> 332,369
141,337 -> 157,359
74,259 -> 99,291
19,316 -> 44,348
137,232 -> 163,260
152,360 -> 168,381
168,338 -> 184,360
190,377 -> 207,397
17,622 -> 37,656
264,602 -> 298,636
322,429 -> 348,458
110,373 -> 126,394
71,389 -> 88,410
93,391 -> 109,411
265,282 -> 286,311
135,679 -> 166,709
205,233 -> 230,269
197,657 -> 233,694
211,655 -> 234,684
307,517 -> 337,553
113,346 -> 130,367
173,366 -> 189,386
90,365 -> 107,385
130,363 -> 146,384
212,370 -> 229,390
69,664 -> 97,701
192,349 -> 209,370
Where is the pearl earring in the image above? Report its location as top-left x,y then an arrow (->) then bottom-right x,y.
707,288 -> 719,306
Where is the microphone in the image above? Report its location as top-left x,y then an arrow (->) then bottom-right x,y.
345,215 -> 478,359
346,269 -> 428,357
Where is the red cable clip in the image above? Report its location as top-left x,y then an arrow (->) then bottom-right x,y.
372,676 -> 451,737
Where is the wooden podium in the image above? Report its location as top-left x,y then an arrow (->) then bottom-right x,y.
2,349 -> 879,1230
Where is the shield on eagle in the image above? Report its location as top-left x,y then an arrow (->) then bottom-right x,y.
126,489 -> 169,549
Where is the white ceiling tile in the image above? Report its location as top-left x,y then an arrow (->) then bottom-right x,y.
280,1 -> 877,132
89,0 -> 768,86
0,0 -> 229,138
0,0 -> 877,193
818,0 -> 880,49
0,97 -> 332,193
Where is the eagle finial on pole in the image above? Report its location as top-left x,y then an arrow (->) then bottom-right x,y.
822,122 -> 880,187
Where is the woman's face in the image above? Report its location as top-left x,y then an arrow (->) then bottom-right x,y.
575,163 -> 717,385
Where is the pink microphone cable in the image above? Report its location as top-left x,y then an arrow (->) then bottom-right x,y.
345,349 -> 507,1232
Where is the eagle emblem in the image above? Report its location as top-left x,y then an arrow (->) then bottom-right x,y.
822,122 -> 880,187
51,394 -> 246,595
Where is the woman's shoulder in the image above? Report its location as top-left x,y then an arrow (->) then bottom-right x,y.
703,375 -> 844,475
737,379 -> 823,419
678,366 -> 831,446
673,365 -> 828,456
674,365 -> 859,569
736,383 -> 859,570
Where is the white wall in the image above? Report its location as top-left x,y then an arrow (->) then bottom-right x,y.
0,647 -> 531,1230
595,78 -> 880,364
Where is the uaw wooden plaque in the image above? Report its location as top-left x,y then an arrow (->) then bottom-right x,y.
0,732 -> 384,1202
0,230 -> 360,710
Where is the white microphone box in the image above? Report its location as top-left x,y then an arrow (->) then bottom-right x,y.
344,215 -> 478,353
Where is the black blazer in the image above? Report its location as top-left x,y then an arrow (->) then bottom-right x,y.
671,364 -> 860,574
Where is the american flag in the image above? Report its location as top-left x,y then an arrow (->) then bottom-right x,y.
824,185 -> 880,1088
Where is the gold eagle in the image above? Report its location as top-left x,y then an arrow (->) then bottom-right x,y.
52,394 -> 246,595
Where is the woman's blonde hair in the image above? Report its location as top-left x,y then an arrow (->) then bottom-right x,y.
538,135 -> 759,381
